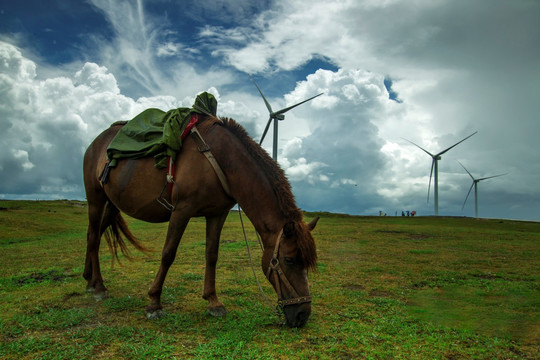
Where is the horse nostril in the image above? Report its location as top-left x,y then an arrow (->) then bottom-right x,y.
292,310 -> 310,328
284,304 -> 311,327
296,311 -> 309,327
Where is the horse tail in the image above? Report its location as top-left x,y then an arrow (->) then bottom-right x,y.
102,206 -> 150,263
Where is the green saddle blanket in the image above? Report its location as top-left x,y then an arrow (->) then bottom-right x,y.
107,92 -> 217,169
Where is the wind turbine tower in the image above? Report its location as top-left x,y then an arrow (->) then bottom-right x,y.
458,161 -> 507,218
403,131 -> 477,216
250,76 -> 323,161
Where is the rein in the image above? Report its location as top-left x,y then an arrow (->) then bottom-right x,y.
238,208 -> 282,318
238,209 -> 311,321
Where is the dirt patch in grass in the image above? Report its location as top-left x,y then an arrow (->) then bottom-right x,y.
9,269 -> 76,286
374,229 -> 431,240
368,289 -> 392,297
62,292 -> 84,302
343,284 -> 366,292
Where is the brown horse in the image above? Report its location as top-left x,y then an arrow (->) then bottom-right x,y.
83,115 -> 318,327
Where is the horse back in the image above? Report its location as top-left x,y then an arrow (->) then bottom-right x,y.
84,120 -> 234,222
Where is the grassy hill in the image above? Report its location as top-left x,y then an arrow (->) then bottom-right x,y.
1,200 -> 538,359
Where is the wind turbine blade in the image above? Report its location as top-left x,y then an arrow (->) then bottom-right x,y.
457,160 -> 475,181
259,117 -> 273,145
401,137 -> 435,157
437,131 -> 477,156
250,76 -> 274,114
274,93 -> 324,116
477,173 -> 508,182
427,159 -> 435,203
462,182 -> 475,210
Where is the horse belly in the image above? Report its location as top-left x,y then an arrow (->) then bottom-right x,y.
104,158 -> 172,223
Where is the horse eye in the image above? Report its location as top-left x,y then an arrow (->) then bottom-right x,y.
284,257 -> 296,266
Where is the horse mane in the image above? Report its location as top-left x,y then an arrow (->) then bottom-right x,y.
218,117 -> 302,222
217,117 -> 317,270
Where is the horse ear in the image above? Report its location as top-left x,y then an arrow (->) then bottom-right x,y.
307,217 -> 319,231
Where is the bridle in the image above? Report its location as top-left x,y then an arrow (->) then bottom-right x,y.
265,229 -> 312,308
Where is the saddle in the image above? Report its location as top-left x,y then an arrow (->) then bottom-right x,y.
98,92 -> 232,210
105,92 -> 218,169
98,113 -> 198,187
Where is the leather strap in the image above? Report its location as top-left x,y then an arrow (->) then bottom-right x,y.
190,126 -> 233,198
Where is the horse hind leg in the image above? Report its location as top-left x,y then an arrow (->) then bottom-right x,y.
84,199 -> 115,300
203,212 -> 229,317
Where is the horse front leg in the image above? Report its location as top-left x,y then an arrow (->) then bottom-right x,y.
146,210 -> 190,319
203,212 -> 229,317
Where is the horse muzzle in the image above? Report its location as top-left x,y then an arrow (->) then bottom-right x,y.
283,302 -> 311,328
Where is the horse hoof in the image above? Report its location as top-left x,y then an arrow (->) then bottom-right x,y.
93,291 -> 109,301
146,309 -> 166,320
208,306 -> 228,317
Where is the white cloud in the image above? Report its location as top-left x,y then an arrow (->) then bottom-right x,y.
284,157 -> 327,183
0,41 -> 189,198
87,0 -> 237,99
74,62 -> 120,94
156,42 -> 182,57
0,44 -> 36,81
2,0 -> 539,220
266,68 -> 395,213
12,149 -> 34,171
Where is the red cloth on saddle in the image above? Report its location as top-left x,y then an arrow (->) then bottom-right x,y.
167,113 -> 199,194
182,113 -> 199,140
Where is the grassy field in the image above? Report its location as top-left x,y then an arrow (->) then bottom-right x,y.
0,200 -> 538,359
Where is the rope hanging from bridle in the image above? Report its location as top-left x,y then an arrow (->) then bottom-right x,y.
237,207 -> 312,320
237,207 -> 283,319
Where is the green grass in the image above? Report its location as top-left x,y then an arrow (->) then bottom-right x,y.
0,200 -> 539,359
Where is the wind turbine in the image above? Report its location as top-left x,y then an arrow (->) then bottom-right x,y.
403,131 -> 477,216
250,76 -> 323,161
458,161 -> 507,218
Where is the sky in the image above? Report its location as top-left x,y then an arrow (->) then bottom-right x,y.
1,0 -> 539,221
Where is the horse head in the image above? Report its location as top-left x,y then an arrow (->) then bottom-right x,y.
263,217 -> 319,327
